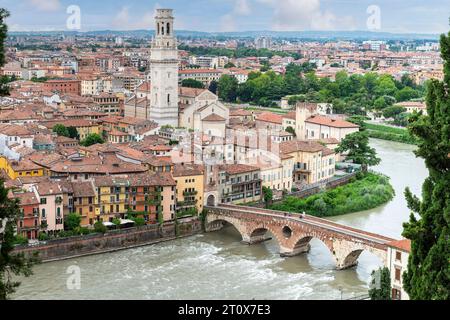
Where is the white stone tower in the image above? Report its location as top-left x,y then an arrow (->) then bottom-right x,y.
149,9 -> 179,127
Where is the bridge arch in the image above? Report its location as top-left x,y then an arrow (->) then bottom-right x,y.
246,224 -> 282,246
335,244 -> 387,270
205,215 -> 249,242
288,234 -> 335,258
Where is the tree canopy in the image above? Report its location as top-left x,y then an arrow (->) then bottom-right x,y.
181,78 -> 205,89
80,133 -> 104,147
0,180 -> 37,299
218,63 -> 423,112
368,267 -> 391,300
335,131 -> 381,172
401,30 -> 450,300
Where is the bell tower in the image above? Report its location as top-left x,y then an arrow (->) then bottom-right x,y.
149,9 -> 179,127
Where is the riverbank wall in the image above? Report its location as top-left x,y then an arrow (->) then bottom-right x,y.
13,218 -> 203,262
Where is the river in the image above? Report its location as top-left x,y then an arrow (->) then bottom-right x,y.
12,139 -> 427,300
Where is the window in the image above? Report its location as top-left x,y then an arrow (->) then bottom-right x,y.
392,288 -> 401,300
396,251 -> 402,261
41,209 -> 46,218
40,198 -> 47,205
395,268 -> 401,281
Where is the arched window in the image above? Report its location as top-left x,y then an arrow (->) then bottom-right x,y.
157,23 -> 160,35
167,23 -> 170,35
167,94 -> 170,103
161,25 -> 165,35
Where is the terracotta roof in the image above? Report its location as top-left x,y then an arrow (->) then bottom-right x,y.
179,69 -> 223,74
256,112 -> 283,125
50,155 -> 147,175
93,172 -> 175,187
72,181 -> 96,198
280,140 -> 325,154
395,101 -> 426,108
202,113 -> 226,122
0,123 -> 33,136
35,181 -> 64,195
178,87 -> 208,97
12,192 -> 39,206
173,163 -> 204,177
219,164 -> 260,175
283,111 -> 296,120
387,239 -> 411,252
9,159 -> 43,172
305,115 -> 359,128
230,109 -> 252,117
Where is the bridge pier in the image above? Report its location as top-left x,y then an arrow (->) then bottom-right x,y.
280,243 -> 311,257
241,233 -> 271,245
336,260 -> 359,270
205,220 -> 224,232
335,250 -> 361,270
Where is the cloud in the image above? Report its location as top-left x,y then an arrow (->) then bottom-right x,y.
257,0 -> 356,31
28,0 -> 61,12
234,0 -> 251,15
112,6 -> 156,30
220,0 -> 252,31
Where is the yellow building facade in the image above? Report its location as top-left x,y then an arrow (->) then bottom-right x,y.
173,164 -> 204,216
0,157 -> 45,180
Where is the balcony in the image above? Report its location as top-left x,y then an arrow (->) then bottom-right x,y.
183,190 -> 198,196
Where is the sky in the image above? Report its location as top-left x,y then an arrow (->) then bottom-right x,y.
1,0 -> 449,34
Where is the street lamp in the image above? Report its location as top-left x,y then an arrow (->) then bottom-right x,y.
338,286 -> 343,300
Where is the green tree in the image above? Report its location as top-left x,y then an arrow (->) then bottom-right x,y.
181,78 -> 204,89
368,267 -> 391,300
94,221 -> 107,234
395,87 -> 419,102
80,133 -> 104,147
218,75 -> 238,102
224,62 -> 236,68
64,213 -> 81,231
382,105 -> 406,119
262,186 -> 273,209
336,131 -> 381,172
285,126 -> 296,137
52,124 -> 70,137
0,180 -> 37,299
67,126 -> 79,140
401,30 -> 450,300
208,80 -> 218,94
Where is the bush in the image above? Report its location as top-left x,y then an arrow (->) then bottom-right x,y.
270,173 -> 394,217
131,217 -> 145,226
38,233 -> 49,241
65,213 -> 82,231
14,235 -> 29,245
94,221 -> 107,234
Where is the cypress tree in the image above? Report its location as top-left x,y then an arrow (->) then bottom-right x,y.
402,30 -> 450,300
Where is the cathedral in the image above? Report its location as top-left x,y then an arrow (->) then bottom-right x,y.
124,9 -> 229,135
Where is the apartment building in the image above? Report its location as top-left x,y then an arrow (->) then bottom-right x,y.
280,140 -> 336,186
173,163 -> 205,216
218,164 -> 262,205
386,239 -> 411,300
33,181 -> 65,234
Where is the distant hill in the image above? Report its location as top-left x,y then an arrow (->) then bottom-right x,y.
8,29 -> 440,41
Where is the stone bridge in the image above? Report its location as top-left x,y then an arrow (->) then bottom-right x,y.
205,204 -> 396,270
